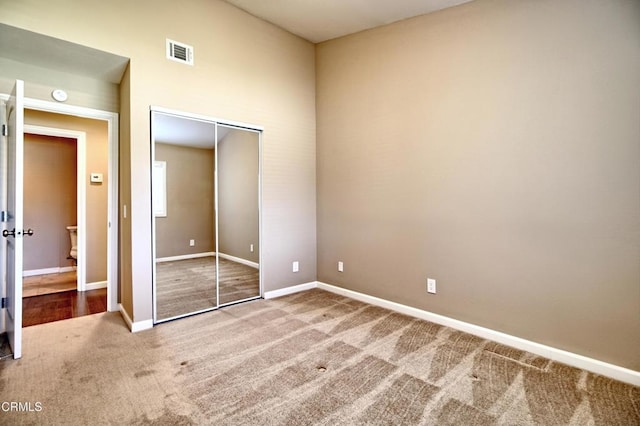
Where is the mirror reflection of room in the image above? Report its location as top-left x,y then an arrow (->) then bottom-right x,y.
152,113 -> 260,323
216,125 -> 260,305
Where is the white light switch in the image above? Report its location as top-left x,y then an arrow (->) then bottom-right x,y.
90,173 -> 103,183
293,261 -> 299,273
338,261 -> 344,272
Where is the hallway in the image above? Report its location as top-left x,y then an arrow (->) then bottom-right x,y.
22,288 -> 107,327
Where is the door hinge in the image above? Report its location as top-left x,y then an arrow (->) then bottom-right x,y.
1,297 -> 7,309
1,124 -> 7,137
0,211 -> 8,222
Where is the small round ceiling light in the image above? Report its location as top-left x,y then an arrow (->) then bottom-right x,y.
51,89 -> 68,102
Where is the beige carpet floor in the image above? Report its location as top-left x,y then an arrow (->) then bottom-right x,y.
155,256 -> 259,320
0,289 -> 638,425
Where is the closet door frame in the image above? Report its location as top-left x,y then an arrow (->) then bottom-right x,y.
150,106 -> 263,324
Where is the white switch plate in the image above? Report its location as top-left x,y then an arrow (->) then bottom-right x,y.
250,244 -> 254,252
90,172 -> 103,183
427,278 -> 436,294
293,261 -> 299,272
338,261 -> 344,272
189,239 -> 195,247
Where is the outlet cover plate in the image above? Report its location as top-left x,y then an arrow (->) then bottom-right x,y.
427,278 -> 436,294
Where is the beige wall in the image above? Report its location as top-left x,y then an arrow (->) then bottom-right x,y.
316,0 -> 640,370
24,109 -> 109,284
0,0 -> 317,322
6,0 -> 635,374
218,129 -> 260,264
155,143 -> 214,258
23,134 -> 76,271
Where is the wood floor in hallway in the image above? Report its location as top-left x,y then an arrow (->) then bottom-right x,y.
22,288 -> 107,327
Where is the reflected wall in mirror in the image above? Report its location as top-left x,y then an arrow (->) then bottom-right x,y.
216,125 -> 260,305
152,111 -> 262,323
153,112 -> 217,321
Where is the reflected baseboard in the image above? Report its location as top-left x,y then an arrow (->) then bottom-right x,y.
156,252 -> 215,263
155,252 -> 258,269
217,252 -> 258,269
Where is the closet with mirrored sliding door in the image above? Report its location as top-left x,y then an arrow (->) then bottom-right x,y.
151,109 -> 261,323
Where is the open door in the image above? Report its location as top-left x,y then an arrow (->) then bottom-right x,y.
2,80 -> 24,359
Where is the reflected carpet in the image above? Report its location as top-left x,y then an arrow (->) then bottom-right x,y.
155,256 -> 259,320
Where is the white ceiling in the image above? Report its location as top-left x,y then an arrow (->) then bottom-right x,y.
222,0 -> 474,43
153,113 -> 236,148
3,3 -> 474,144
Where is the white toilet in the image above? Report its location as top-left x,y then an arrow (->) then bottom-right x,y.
66,226 -> 78,261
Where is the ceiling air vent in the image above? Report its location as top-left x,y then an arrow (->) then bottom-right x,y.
166,39 -> 194,65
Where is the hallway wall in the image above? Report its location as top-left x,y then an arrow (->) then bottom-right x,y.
23,133 -> 76,272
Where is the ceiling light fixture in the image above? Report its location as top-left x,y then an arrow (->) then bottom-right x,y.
51,89 -> 68,102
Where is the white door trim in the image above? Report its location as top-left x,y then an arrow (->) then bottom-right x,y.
24,124 -> 87,292
14,96 -> 119,312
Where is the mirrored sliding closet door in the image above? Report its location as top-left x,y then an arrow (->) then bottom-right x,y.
215,124 -> 260,306
151,110 -> 261,323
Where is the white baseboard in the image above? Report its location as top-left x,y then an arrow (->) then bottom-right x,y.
264,281 -> 318,299
118,304 -> 153,333
156,252 -> 215,263
218,252 -> 259,269
155,252 -> 258,269
84,281 -> 107,291
264,281 -> 639,386
23,266 -> 75,277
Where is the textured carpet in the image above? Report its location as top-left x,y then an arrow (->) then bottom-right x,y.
155,256 -> 259,320
0,289 -> 638,425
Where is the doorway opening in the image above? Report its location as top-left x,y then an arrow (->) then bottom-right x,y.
0,24 -> 127,357
19,110 -> 113,327
22,132 -> 78,297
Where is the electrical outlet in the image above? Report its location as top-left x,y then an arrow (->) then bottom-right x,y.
189,239 -> 195,247
338,261 -> 344,272
250,244 -> 254,252
293,261 -> 299,273
427,278 -> 436,294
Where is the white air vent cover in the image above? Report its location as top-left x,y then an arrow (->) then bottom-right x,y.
166,39 -> 194,65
